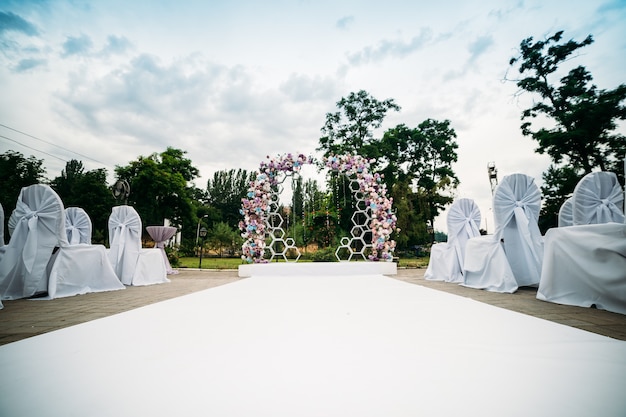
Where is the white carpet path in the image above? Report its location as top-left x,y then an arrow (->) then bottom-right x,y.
1,273 -> 625,416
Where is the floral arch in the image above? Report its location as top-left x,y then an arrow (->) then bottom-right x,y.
239,153 -> 397,263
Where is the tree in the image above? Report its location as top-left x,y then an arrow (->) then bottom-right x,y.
317,90 -> 400,158
376,119 -> 459,246
115,147 -> 199,239
208,221 -> 238,257
408,119 -> 460,226
0,151 -> 46,237
49,160 -> 115,243
508,30 -> 626,230
206,168 -> 255,229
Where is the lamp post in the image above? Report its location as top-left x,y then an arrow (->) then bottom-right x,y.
426,220 -> 434,244
196,214 -> 209,246
198,227 -> 207,269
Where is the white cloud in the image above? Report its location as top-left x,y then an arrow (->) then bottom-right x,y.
0,0 -> 624,232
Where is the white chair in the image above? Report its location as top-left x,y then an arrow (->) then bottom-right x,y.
65,207 -> 92,244
537,222 -> 626,315
0,185 -> 124,300
0,184 -> 66,299
108,205 -> 169,286
557,197 -> 573,227
462,173 -> 543,293
537,170 -> 626,315
425,198 -> 481,283
571,171 -> 624,225
0,203 -> 4,308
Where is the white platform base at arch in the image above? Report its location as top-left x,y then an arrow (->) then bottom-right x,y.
238,261 -> 397,277
2,273 -> 625,417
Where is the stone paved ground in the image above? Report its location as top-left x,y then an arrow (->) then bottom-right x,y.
1,268 -> 625,346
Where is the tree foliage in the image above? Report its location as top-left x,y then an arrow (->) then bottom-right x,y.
0,151 -> 46,237
206,168 -> 255,229
49,159 -> 115,243
317,90 -> 400,157
114,147 -> 199,233
509,30 -> 626,230
316,91 -> 459,249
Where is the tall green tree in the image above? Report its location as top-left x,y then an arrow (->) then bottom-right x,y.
408,119 -> 460,228
115,147 -> 199,238
0,151 -> 46,237
208,221 -> 239,257
377,120 -> 459,246
50,159 -> 115,243
317,90 -> 400,158
508,30 -> 626,230
206,168 -> 255,229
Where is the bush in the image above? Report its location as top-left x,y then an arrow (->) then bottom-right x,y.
165,246 -> 181,268
310,246 -> 338,262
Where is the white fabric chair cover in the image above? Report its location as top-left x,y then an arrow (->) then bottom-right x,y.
108,206 -> 168,286
537,222 -> 626,315
0,203 -> 4,308
557,197 -> 574,227
46,243 -> 125,299
0,184 -> 65,299
48,206 -> 124,299
572,171 -> 624,225
0,185 -> 124,300
425,198 -> 481,283
463,174 -> 543,292
65,207 -> 93,244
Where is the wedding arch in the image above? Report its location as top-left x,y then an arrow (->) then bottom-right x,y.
239,153 -> 397,263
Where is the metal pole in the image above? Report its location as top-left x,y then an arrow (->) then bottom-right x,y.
198,237 -> 204,269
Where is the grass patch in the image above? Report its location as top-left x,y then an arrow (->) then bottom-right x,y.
179,256 -> 429,269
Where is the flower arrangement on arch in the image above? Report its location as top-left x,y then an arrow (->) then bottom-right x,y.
323,154 -> 398,261
239,152 -> 398,263
239,153 -> 314,263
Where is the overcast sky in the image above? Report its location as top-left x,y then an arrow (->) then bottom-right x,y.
1,0 -> 625,231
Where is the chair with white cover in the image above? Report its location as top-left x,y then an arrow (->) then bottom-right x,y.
108,205 -> 169,286
47,205 -> 124,299
0,203 -> 4,308
425,198 -> 481,283
0,184 -> 66,299
571,171 -> 624,225
537,171 -> 626,315
0,184 -> 124,300
462,173 -> 543,293
557,197 -> 573,227
65,207 -> 92,244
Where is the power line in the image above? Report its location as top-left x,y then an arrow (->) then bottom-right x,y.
0,134 -> 68,162
0,123 -> 108,166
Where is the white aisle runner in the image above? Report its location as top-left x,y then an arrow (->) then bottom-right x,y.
1,274 -> 625,417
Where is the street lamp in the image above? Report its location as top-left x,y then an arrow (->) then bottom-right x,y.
426,220 -> 434,244
198,227 -> 207,269
196,214 -> 209,246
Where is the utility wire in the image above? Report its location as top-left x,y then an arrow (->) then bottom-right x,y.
0,123 -> 108,165
0,134 -> 68,162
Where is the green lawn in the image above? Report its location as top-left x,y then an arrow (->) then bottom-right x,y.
177,256 -> 429,269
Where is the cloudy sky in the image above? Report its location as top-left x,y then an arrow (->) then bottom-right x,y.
1,0 -> 625,231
